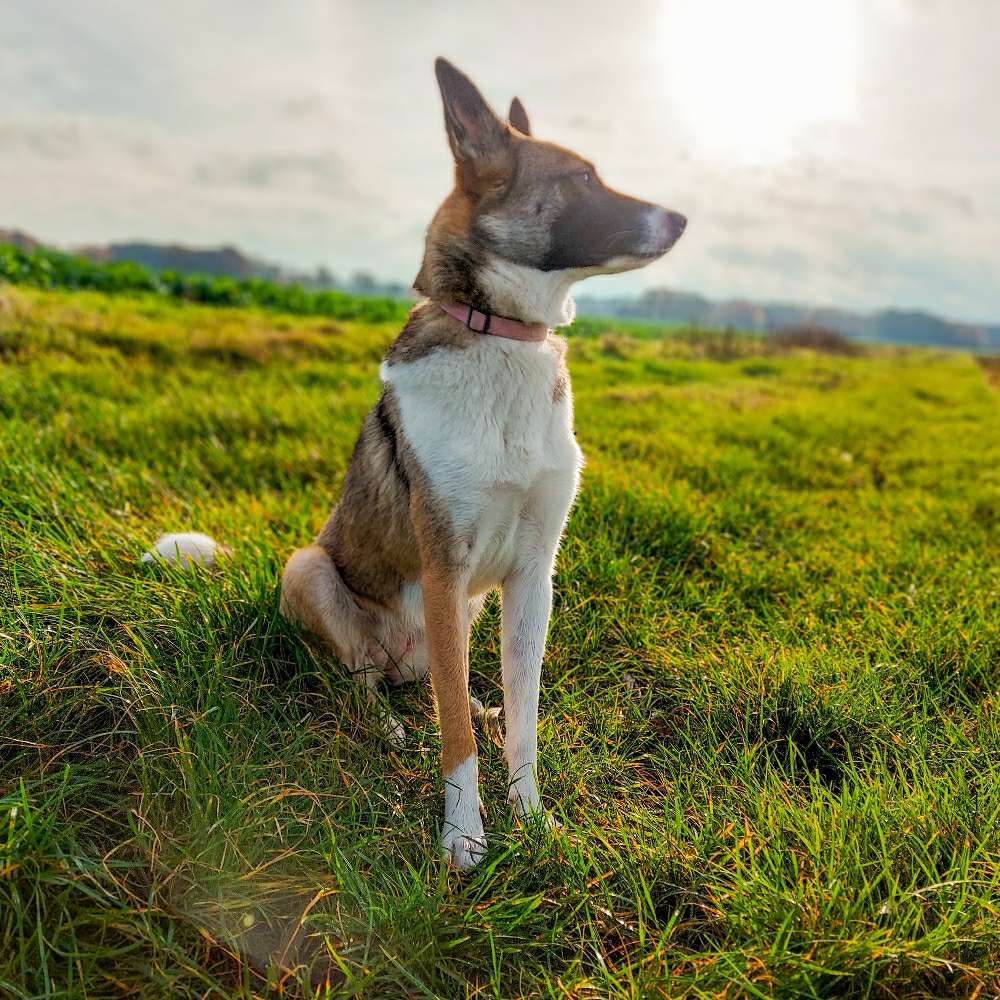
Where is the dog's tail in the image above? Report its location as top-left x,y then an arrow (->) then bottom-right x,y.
141,532 -> 230,568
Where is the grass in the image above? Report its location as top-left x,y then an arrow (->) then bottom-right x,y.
1,283 -> 999,998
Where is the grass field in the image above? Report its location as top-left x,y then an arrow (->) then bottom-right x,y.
2,284 -> 999,998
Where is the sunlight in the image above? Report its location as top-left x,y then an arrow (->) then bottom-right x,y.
660,0 -> 860,164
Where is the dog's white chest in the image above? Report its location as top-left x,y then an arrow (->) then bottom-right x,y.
382,337 -> 581,588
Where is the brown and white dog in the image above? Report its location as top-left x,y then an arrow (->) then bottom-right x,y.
281,59 -> 686,868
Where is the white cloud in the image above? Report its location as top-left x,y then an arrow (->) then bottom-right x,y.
2,0 -> 998,321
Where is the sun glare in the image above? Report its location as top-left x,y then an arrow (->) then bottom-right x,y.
660,0 -> 859,164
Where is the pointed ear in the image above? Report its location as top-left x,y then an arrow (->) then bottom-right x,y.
508,97 -> 531,136
434,58 -> 509,168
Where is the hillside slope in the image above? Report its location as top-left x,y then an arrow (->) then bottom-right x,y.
6,232 -> 998,349
1,286 -> 999,998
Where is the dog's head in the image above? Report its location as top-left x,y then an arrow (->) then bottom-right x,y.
414,58 -> 687,325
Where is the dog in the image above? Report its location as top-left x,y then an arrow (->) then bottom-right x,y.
280,58 -> 686,868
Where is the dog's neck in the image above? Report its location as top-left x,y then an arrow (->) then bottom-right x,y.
415,244 -> 577,329
475,256 -> 578,328
436,301 -> 549,342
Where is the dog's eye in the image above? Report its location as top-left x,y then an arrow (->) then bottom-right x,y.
580,170 -> 593,183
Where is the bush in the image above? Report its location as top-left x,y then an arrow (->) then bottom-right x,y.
768,324 -> 863,356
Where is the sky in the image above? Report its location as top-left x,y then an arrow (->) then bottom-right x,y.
2,0 -> 998,322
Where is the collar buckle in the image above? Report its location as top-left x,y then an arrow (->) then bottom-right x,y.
465,305 -> 492,334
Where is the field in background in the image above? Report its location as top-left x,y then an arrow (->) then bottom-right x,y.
1,284 -> 999,998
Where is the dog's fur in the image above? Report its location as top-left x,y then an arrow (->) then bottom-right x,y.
281,59 -> 685,867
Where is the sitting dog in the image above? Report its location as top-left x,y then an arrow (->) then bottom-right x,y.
281,58 -> 686,867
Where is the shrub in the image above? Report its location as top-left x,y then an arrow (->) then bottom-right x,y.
769,324 -> 863,356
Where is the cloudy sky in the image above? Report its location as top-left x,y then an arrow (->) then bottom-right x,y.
3,0 -> 998,321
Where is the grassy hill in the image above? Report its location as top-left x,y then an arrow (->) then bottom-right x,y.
1,284 -> 999,998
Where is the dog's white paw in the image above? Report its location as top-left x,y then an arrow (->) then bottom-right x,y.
361,667 -> 406,747
442,823 -> 487,869
510,795 -> 560,830
507,792 -> 559,830
533,809 -> 562,832
443,754 -> 485,868
507,769 -> 559,829
379,707 -> 406,748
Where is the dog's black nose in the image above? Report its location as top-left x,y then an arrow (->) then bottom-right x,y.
645,206 -> 688,255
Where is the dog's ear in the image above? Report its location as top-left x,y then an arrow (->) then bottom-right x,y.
435,58 -> 509,180
508,97 -> 531,136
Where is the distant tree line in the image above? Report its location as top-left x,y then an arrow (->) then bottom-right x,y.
0,242 -> 410,324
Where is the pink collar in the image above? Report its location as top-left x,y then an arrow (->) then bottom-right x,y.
437,301 -> 549,343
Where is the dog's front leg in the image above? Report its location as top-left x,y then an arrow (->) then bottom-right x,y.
501,560 -> 556,824
502,472 -> 577,825
422,564 -> 485,868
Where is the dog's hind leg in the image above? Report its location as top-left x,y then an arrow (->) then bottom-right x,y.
281,545 -> 370,664
281,544 -> 404,744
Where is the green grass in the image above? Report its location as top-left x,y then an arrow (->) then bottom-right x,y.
1,284 -> 999,998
